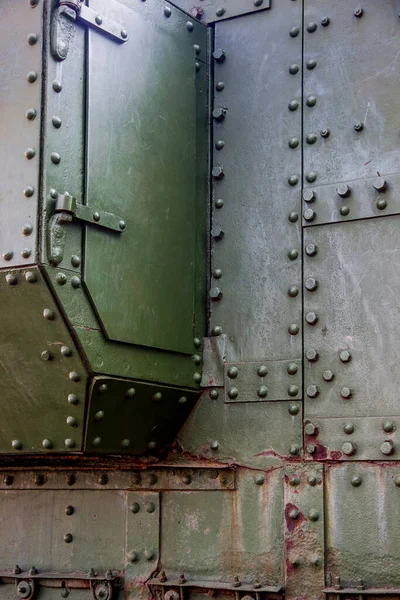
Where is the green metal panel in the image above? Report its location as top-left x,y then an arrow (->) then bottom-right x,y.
84,0 -> 204,354
125,492 -> 160,579
210,2 -> 303,362
0,267 -> 86,453
0,0 -> 42,269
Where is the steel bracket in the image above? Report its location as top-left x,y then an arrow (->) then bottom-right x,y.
60,1 -> 128,42
55,193 -> 126,233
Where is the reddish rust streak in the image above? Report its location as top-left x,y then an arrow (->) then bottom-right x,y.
305,437 -> 328,460
254,448 -> 300,460
330,450 -> 343,460
284,503 -> 305,532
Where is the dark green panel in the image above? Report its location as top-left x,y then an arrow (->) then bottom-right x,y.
0,267 -> 86,453
85,0 -> 205,354
0,0 -> 42,269
85,376 -> 199,454
211,3 -> 303,361
304,217 -> 400,420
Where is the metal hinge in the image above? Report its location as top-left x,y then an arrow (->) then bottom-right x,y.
51,0 -> 128,61
48,192 -> 126,265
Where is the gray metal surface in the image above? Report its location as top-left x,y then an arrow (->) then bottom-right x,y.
211,3 -> 303,362
0,0 -> 42,269
304,217 -> 400,419
169,0 -> 270,24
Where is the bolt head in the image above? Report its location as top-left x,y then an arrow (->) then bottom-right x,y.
323,370 -> 334,382
257,365 -> 268,377
289,27 -> 299,37
354,122 -> 364,131
307,385 -> 319,398
288,285 -> 299,297
289,444 -> 300,456
383,420 -> 395,433
306,311 -> 318,325
307,22 -> 317,32
373,177 -> 387,192
288,323 -> 299,335
305,243 -> 317,256
305,277 -> 318,291
288,101 -> 299,112
321,16 -> 330,26
351,475 -> 362,487
354,7 -> 363,17
257,385 -> 268,398
303,189 -> 316,203
342,441 -> 357,456
288,404 -> 300,416
305,348 -> 318,361
308,509 -> 319,521
340,350 -> 351,362
341,387 -> 352,399
303,208 -> 316,221
377,198 -> 387,210
344,423 -> 355,434
380,440 -> 395,455
337,183 -> 351,198
213,48 -> 226,62
320,128 -> 330,138
228,387 -> 239,399
288,249 -> 299,260
306,59 -> 317,70
210,440 -> 219,450
209,389 -> 219,400
305,422 -> 317,436
287,363 -> 298,375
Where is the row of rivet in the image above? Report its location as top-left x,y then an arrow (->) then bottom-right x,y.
226,363 -> 299,399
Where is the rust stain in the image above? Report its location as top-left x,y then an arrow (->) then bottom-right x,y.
305,436 -> 328,460
284,503 -> 305,532
330,450 -> 343,460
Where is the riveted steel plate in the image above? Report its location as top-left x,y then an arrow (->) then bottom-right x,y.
211,4 -> 302,362
125,492 -> 160,578
0,267 -> 86,453
302,173 -> 400,227
178,392 -> 302,468
325,463 -> 400,589
304,417 -> 400,461
0,469 -> 234,491
0,490 -> 126,572
200,335 -> 228,388
84,0 -> 206,353
304,217 -> 400,419
160,468 -> 283,584
224,360 -> 301,403
0,0 -> 42,269
284,463 -> 324,600
169,0 -> 270,24
85,376 -> 199,454
303,0 -> 400,188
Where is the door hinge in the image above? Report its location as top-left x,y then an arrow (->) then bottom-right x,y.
51,1 -> 128,61
48,192 -> 126,266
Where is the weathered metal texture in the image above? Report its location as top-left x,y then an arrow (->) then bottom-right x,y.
284,463 -> 324,600
0,267 -> 86,453
304,417 -> 400,462
210,2 -> 303,363
224,361 -> 301,403
0,0 -> 42,269
160,468 -> 284,586
303,0 -> 400,190
178,391 -> 302,469
84,376 -> 200,454
125,492 -> 160,580
325,463 -> 400,590
304,218 -> 400,420
168,0 -> 270,24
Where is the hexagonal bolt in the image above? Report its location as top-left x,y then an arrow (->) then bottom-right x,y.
341,441 -> 357,456
306,311 -> 318,325
212,166 -> 224,180
210,287 -> 222,300
305,277 -> 318,291
340,387 -> 352,399
213,107 -> 227,122
303,189 -> 316,203
373,177 -> 387,192
336,183 -> 351,198
339,350 -> 351,362
213,48 -> 226,63
305,422 -> 318,436
303,208 -> 316,221
307,385 -> 319,398
380,440 -> 395,456
305,243 -> 317,256
323,370 -> 334,382
305,348 -> 319,362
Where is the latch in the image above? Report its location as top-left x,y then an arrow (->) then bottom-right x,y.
48,192 -> 126,265
51,0 -> 128,61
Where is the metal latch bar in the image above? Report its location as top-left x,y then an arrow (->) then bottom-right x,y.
55,193 -> 127,233
59,1 -> 128,42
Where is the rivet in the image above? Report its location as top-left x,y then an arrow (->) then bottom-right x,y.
287,363 -> 298,375
52,116 -> 62,129
215,7 -> 225,16
94,411 -> 104,422
65,505 -> 74,516
51,152 -> 61,164
288,175 -> 299,187
50,189 -> 58,199
305,422 -> 317,436
43,308 -> 55,320
210,287 -> 222,299
42,439 -> 53,449
307,385 -> 319,398
288,249 -> 298,260
253,0 -> 263,6
305,277 -> 318,291
342,441 -> 357,456
182,473 -> 191,485
377,198 -> 387,210
303,189 -> 316,203
27,32 -> 38,45
232,576 -> 241,588
291,558 -> 300,567
289,508 -> 299,520
66,474 -> 76,486
69,371 -> 80,382
153,392 -> 163,401
194,337 -> 202,348
257,365 -> 268,377
121,439 -> 130,448
24,185 -> 35,197
288,285 -> 299,297
227,366 -> 238,379
213,268 -> 222,279
289,475 -> 300,486
228,387 -> 239,399
341,387 -> 352,399
5,273 -> 17,286
321,16 -> 330,26
194,372 -> 201,383
209,389 -> 219,400
22,223 -> 33,236
303,208 -> 316,221
354,122 -> 364,132
121,29 -> 128,39
35,474 -> 45,486
306,171 -> 317,183
306,95 -> 317,107
306,59 -> 317,69
212,325 -> 223,336
26,108 -> 37,121
257,385 -> 268,398
288,100 -> 299,112
305,348 -> 318,361
64,533 -> 73,543
288,385 -> 299,397
344,423 -> 355,434
146,502 -> 156,513
25,148 -> 35,160
70,255 -> 80,268
288,404 -> 299,416
12,440 -> 22,450
288,323 -> 299,335
3,251 -> 14,261
126,387 -> 136,398
289,444 -> 300,456
289,27 -> 299,37
68,394 -> 79,405
21,248 -> 31,259
288,137 -> 299,149
41,350 -> 52,361
289,64 -> 299,75
354,7 -> 363,17
29,0 -> 39,6
60,346 -> 72,357
52,80 -> 62,92
383,420 -> 395,433
65,439 -> 75,448
66,416 -> 77,427
215,198 -> 224,209
25,271 -> 37,283
213,48 -> 226,62
210,440 -> 219,450
4,475 -> 13,486
306,133 -> 317,144
320,128 -> 330,138
307,22 -> 317,32
27,71 -> 38,83
351,475 -> 362,487
213,108 -> 226,122
394,475 -> 400,487
71,276 -> 81,288
95,14 -> 103,24
288,211 -> 299,222
194,44 -> 201,55
255,474 -> 265,486
215,140 -> 225,151
127,551 -> 138,563
323,370 -> 334,382
98,473 -> 108,485
308,475 -> 317,486
99,384 -> 107,393
340,206 -> 350,216
380,440 -> 395,456
192,354 -> 202,365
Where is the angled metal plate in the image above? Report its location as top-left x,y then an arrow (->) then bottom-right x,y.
211,5 -> 302,362
224,360 -> 302,403
84,0 -> 206,353
125,492 -> 160,578
169,0 -> 270,24
0,0 -> 42,269
85,376 -> 199,454
304,217 -> 400,419
303,0 -> 400,189
0,267 -> 86,453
